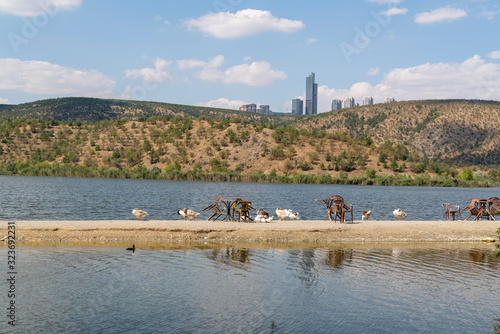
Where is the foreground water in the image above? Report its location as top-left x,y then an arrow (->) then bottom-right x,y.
4,244 -> 499,333
1,175 -> 500,221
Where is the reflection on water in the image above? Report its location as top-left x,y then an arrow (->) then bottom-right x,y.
325,248 -> 353,268
6,244 -> 500,334
206,246 -> 250,264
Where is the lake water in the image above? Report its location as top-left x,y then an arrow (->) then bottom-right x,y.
3,244 -> 500,333
1,175 -> 500,221
2,176 -> 500,333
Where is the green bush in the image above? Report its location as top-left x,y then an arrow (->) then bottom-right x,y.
366,168 -> 376,178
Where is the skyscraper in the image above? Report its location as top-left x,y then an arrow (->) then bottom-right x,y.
292,98 -> 303,115
257,105 -> 270,114
344,97 -> 355,108
331,99 -> 342,110
305,72 -> 317,115
363,96 -> 373,106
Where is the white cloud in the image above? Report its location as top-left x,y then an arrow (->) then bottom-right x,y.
317,55 -> 500,112
0,97 -> 10,104
367,67 -> 380,75
197,97 -> 248,109
0,58 -> 115,97
223,62 -> 287,86
119,85 -> 133,100
382,7 -> 408,16
415,7 -> 467,24
367,0 -> 402,4
480,10 -> 500,20
306,38 -> 318,44
176,58 -> 207,70
186,9 -> 304,39
179,55 -> 287,86
487,51 -> 500,59
125,58 -> 173,83
0,0 -> 81,17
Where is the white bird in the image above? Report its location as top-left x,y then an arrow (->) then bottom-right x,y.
288,211 -> 299,220
255,215 -> 274,223
393,208 -> 407,221
132,208 -> 148,221
276,208 -> 289,221
177,208 -> 200,221
362,210 -> 372,220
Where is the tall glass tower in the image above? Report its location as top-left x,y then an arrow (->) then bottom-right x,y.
292,98 -> 303,115
305,72 -> 317,115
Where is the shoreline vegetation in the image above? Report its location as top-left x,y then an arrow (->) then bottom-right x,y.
1,98 -> 500,187
0,161 -> 497,187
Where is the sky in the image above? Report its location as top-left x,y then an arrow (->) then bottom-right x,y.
0,0 -> 499,113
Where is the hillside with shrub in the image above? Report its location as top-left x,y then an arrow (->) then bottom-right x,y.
0,97 -> 294,124
295,100 -> 500,165
0,115 -> 498,186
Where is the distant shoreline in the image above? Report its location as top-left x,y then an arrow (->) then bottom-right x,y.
3,220 -> 498,245
0,171 -> 497,188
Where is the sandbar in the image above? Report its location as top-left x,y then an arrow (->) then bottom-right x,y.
1,219 -> 499,247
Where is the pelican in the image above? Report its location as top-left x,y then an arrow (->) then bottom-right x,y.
276,208 -> 289,221
288,211 -> 299,220
177,208 -> 200,221
362,210 -> 372,220
255,214 -> 274,223
132,208 -> 148,221
393,208 -> 407,221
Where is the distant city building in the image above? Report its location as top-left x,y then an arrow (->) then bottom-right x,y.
331,99 -> 342,110
344,97 -> 355,108
257,105 -> 271,114
363,96 -> 373,106
239,103 -> 273,114
385,97 -> 395,103
239,103 -> 257,112
292,98 -> 303,115
305,72 -> 318,115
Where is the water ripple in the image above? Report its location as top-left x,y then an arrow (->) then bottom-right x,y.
6,244 -> 500,333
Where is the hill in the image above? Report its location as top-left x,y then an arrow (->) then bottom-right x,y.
0,97 -> 294,124
0,115 -> 497,186
1,97 -> 500,185
294,100 -> 500,165
2,98 -> 500,165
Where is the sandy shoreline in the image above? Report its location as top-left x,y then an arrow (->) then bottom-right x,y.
1,219 -> 499,246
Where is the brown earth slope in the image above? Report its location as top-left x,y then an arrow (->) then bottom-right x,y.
296,100 -> 500,164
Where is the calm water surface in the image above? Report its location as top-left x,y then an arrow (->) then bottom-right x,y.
3,244 -> 500,334
2,176 -> 500,333
1,175 -> 500,221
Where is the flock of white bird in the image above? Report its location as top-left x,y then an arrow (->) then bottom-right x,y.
132,207 -> 408,222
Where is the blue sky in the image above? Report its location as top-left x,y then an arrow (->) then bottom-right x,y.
0,0 -> 499,113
